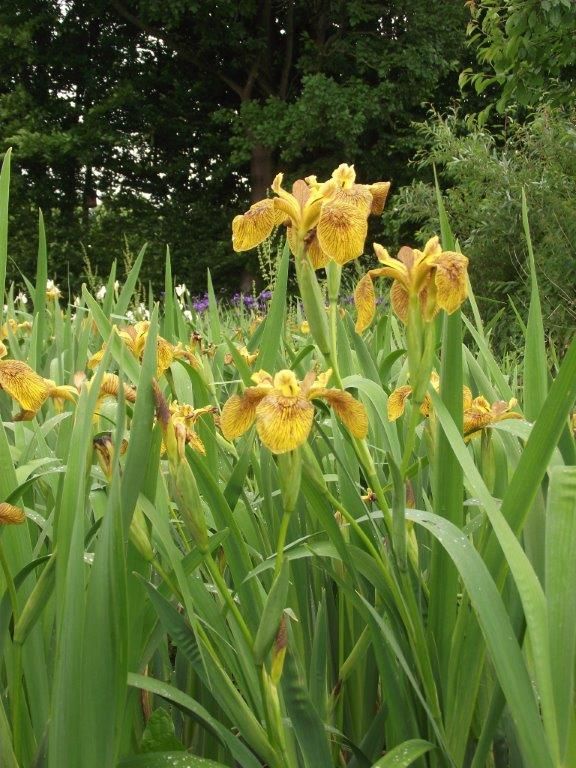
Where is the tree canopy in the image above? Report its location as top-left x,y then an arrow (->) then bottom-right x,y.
0,0 -> 472,290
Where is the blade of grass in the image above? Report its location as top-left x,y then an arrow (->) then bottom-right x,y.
407,508 -> 553,768
546,466 -> 576,765
31,209 -> 48,367
256,241 -> 289,372
0,148 -> 11,303
206,269 -> 222,344
521,189 -> 547,421
370,738 -> 434,767
114,244 -> 147,317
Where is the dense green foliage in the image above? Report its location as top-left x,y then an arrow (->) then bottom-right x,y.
0,0 -> 469,289
460,0 -> 576,117
382,105 -> 576,353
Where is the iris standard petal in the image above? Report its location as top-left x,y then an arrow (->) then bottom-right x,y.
367,181 -> 391,215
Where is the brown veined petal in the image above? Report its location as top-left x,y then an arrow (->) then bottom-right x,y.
0,360 -> 51,412
255,394 -> 314,453
387,385 -> 413,421
390,281 -> 410,323
332,185 -> 372,215
367,181 -> 391,215
312,388 -> 368,439
433,251 -> 469,314
100,373 -> 137,403
354,273 -> 376,333
87,346 -> 106,370
156,337 -> 175,376
0,341 -> 7,358
463,408 -> 494,440
317,200 -> 368,265
305,231 -> 330,269
232,199 -> 279,252
0,502 -> 26,525
221,389 -> 266,439
186,428 -> 206,455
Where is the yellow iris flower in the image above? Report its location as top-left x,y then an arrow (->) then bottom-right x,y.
232,163 -> 390,268
167,401 -> 218,457
354,236 -> 469,331
221,368 -> 368,454
388,374 -> 522,441
88,322 -> 199,377
0,341 -> 76,420
462,394 -> 522,441
1,319 -> 33,339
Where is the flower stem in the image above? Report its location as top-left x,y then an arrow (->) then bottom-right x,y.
0,539 -> 22,763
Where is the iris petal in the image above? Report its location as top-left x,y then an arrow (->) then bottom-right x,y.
232,199 -> 279,252
317,201 -> 367,265
255,394 -> 314,453
354,273 -> 376,333
0,360 -> 51,412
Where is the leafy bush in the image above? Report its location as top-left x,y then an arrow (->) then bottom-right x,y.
382,106 -> 576,355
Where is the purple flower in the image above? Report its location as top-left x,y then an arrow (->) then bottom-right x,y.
192,293 -> 209,313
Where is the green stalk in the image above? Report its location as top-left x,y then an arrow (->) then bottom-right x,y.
0,538 -> 22,764
326,260 -> 344,387
203,554 -> 253,649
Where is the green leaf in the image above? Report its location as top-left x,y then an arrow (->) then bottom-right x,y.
407,508 -> 553,768
253,558 -> 290,663
114,244 -> 147,317
206,269 -> 222,344
256,240 -> 289,372
370,739 -> 435,767
522,189 -> 547,421
127,674 -> 262,768
141,708 -> 186,753
31,209 -> 48,366
282,651 -> 333,768
546,467 -> 576,765
0,148 -> 11,304
119,753 -> 228,768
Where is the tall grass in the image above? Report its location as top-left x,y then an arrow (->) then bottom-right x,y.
0,154 -> 575,768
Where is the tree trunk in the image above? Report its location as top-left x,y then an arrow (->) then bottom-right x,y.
240,142 -> 274,293
250,142 -> 273,202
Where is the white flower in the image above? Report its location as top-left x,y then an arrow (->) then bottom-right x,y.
113,280 -> 120,293
183,309 -> 192,322
46,280 -> 62,300
126,310 -> 135,321
16,292 -> 28,305
73,296 -> 81,307
96,286 -> 107,301
175,283 -> 188,298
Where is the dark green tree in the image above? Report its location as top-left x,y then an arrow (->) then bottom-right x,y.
0,0 -> 469,291
460,0 -> 576,118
